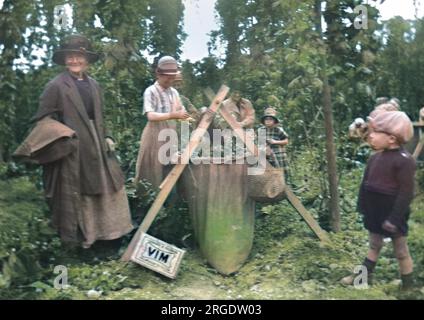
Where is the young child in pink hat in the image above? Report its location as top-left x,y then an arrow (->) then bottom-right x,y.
342,111 -> 416,290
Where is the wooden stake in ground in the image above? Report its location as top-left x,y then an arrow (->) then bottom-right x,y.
314,1 -> 341,233
204,88 -> 330,243
321,74 -> 341,233
121,85 -> 230,262
412,120 -> 424,160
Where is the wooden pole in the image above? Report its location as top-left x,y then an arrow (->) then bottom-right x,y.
413,140 -> 423,160
121,85 -> 230,262
315,0 -> 341,232
322,75 -> 341,232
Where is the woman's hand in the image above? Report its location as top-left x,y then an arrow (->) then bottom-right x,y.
171,110 -> 190,120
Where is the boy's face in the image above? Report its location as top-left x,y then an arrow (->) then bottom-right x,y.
157,73 -> 176,89
264,117 -> 276,127
368,130 -> 398,151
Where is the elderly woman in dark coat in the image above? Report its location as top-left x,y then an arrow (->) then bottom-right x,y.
28,35 -> 133,248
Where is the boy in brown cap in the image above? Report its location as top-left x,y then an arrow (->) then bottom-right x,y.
341,111 -> 416,291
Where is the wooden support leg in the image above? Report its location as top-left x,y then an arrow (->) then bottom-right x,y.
285,187 -> 330,243
412,134 -> 423,160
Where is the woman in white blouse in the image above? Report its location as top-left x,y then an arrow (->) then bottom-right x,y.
135,56 -> 189,188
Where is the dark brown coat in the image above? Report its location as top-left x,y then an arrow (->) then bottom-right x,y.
13,117 -> 77,164
33,71 -> 124,195
14,117 -> 82,242
18,71 -> 131,243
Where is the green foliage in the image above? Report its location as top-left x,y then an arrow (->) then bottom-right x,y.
206,0 -> 387,138
1,162 -> 423,299
148,0 -> 186,58
261,145 -> 366,232
375,17 -> 421,115
1,0 -> 424,300
126,179 -> 192,247
0,176 -> 61,296
0,0 -> 186,174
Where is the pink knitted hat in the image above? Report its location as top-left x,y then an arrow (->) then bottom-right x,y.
369,111 -> 414,144
368,103 -> 399,120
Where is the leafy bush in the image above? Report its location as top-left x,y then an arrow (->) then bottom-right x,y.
124,178 -> 192,248
0,176 -> 61,298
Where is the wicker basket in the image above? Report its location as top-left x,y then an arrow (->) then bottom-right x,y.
247,165 -> 285,203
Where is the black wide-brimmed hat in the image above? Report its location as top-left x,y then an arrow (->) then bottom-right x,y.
52,34 -> 99,65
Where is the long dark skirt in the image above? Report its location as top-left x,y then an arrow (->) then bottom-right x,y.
79,121 -> 133,248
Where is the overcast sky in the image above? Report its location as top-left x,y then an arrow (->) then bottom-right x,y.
180,0 -> 424,62
4,0 -> 423,65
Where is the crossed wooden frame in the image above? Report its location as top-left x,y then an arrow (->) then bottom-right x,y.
121,85 -> 329,262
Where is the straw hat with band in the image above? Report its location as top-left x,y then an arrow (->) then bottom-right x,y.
52,34 -> 99,66
261,107 -> 280,124
156,56 -> 180,75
